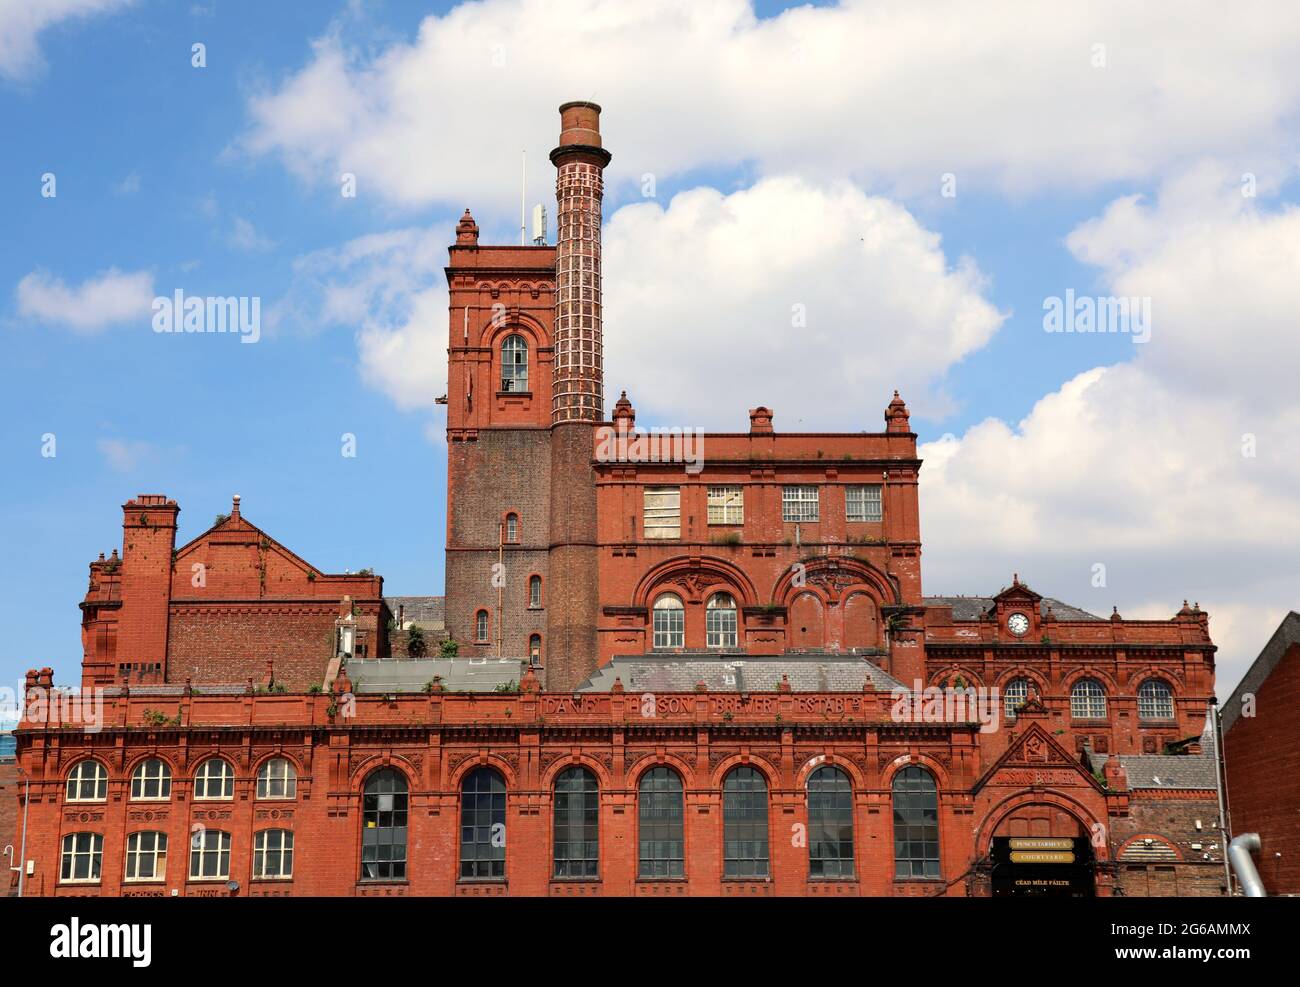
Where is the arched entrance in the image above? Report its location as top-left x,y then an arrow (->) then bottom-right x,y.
988,804 -> 1096,897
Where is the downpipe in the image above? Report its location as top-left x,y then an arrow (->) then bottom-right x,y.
1228,833 -> 1266,897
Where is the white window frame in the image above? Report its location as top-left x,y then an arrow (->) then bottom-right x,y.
66,759 -> 108,802
501,334 -> 529,392
652,594 -> 685,649
706,593 -> 738,648
256,758 -> 297,800
60,832 -> 103,884
1070,679 -> 1108,720
643,486 -> 681,539
1137,679 -> 1174,720
845,484 -> 883,522
193,758 -> 234,801
130,758 -> 172,801
1003,678 -> 1029,721
475,610 -> 489,642
782,485 -> 819,522
189,829 -> 232,881
707,486 -> 744,525
529,575 -> 542,608
124,831 -> 168,882
253,829 -> 294,880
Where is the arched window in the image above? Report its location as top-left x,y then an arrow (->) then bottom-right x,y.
723,766 -> 769,878
1003,678 -> 1029,721
475,609 -> 489,643
529,633 -> 541,666
505,513 -> 519,542
1138,679 -> 1174,720
706,592 -> 738,649
553,767 -> 599,878
501,334 -> 528,391
529,575 -> 542,608
1071,679 -> 1108,719
130,758 -> 172,801
65,759 -> 107,802
808,765 -> 854,878
254,829 -> 295,879
892,766 -> 940,879
125,831 -> 167,882
189,830 -> 231,880
60,833 -> 103,883
461,768 -> 507,879
256,758 -> 297,800
638,767 -> 685,878
652,593 -> 685,649
361,768 -> 408,881
193,758 -> 234,800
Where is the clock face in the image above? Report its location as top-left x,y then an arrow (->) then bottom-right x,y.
1007,612 -> 1030,637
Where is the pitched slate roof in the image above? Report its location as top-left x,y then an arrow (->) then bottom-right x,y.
576,653 -> 904,693
385,596 -> 446,627
924,596 -> 1103,621
1088,751 -> 1219,791
1223,611 -> 1300,732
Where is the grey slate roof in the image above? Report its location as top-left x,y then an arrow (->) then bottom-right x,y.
924,596 -> 1103,621
385,596 -> 446,628
1223,611 -> 1300,732
350,658 -> 525,694
1088,752 -> 1219,791
576,653 -> 905,693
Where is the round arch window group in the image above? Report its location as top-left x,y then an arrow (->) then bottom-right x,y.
652,591 -> 738,650
999,676 -> 1176,722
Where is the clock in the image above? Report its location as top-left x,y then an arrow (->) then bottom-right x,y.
1007,612 -> 1030,637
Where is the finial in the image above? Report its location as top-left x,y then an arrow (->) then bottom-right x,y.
231,494 -> 241,520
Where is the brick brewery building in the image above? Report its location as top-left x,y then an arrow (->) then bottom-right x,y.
9,103 -> 1229,898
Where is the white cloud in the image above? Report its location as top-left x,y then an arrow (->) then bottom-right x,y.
920,179 -> 1300,695
604,177 -> 1004,428
228,216 -> 275,252
16,267 -> 154,332
97,438 -> 156,473
0,0 -> 134,80
241,0 -> 1300,209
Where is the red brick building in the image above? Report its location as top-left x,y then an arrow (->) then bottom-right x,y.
1224,611 -> 1300,895
10,102 -> 1227,898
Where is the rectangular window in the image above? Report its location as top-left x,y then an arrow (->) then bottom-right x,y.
125,831 -> 167,882
60,833 -> 103,883
643,486 -> 681,539
782,485 -> 819,522
253,830 -> 294,880
707,485 -> 744,525
845,484 -> 883,522
189,830 -> 231,880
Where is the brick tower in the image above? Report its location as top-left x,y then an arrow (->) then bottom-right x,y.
546,102 -> 611,688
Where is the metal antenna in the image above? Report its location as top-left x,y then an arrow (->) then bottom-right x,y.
520,150 -> 526,246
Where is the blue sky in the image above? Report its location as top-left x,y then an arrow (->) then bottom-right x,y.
2,0 -> 1298,702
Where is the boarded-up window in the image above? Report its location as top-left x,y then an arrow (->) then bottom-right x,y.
643,486 -> 681,539
707,485 -> 743,525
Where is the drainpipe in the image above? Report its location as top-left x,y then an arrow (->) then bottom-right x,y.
1228,833 -> 1266,897
16,776 -> 29,897
1210,701 -> 1233,894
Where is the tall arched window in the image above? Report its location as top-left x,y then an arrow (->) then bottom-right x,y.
475,609 -> 489,643
529,633 -> 541,666
256,758 -> 297,800
652,593 -> 685,649
1138,679 -> 1174,720
892,766 -> 940,879
461,768 -> 507,879
66,759 -> 107,802
193,758 -> 234,800
501,334 -> 528,391
553,767 -> 599,879
638,767 -> 685,878
505,513 -> 519,542
808,765 -> 854,878
1071,678 -> 1108,719
706,592 -> 738,649
130,758 -> 172,801
1003,678 -> 1029,721
361,768 -> 408,881
529,575 -> 542,608
723,766 -> 769,878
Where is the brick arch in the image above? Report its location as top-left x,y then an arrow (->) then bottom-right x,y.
540,753 -> 613,791
448,753 -> 518,791
1118,833 -> 1184,861
1061,666 -> 1119,695
62,753 -> 112,782
1128,668 -> 1184,697
123,750 -> 179,777
771,556 -> 900,608
788,591 -> 826,649
250,750 -> 304,778
628,754 -> 695,791
976,791 -> 1109,860
348,754 -> 419,793
632,556 -> 759,608
189,753 -> 236,780
708,751 -> 781,790
993,666 -> 1050,693
795,752 -> 867,791
929,665 -> 987,689
843,591 -> 883,649
483,311 -> 551,350
880,753 -> 951,791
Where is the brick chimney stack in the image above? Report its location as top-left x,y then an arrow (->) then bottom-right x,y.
546,101 -> 611,689
550,101 -> 611,424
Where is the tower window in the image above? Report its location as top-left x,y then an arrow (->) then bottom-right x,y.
529,575 -> 542,608
475,610 -> 489,643
501,334 -> 528,391
529,633 -> 541,665
845,484 -> 883,522
505,513 -> 519,543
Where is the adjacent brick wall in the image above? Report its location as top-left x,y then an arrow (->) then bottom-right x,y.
1111,793 -> 1226,897
0,760 -> 20,895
